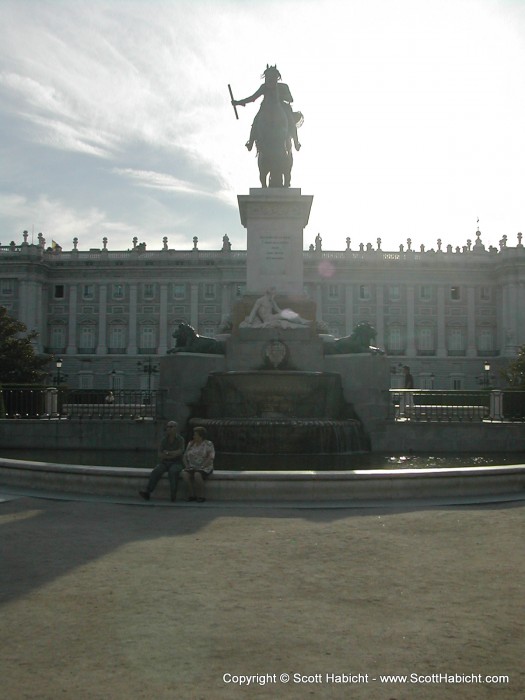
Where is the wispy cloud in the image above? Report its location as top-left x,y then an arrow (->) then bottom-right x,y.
114,167 -> 234,204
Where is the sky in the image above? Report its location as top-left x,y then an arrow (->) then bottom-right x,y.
1,0 -> 525,254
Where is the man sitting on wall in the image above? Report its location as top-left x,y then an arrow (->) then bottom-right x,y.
139,421 -> 185,502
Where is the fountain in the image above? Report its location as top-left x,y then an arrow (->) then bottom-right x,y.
159,188 -> 389,468
187,370 -> 369,468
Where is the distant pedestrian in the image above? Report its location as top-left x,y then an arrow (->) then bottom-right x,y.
401,365 -> 414,417
139,421 -> 185,502
105,391 -> 115,403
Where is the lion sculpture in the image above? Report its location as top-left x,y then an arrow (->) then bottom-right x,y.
168,323 -> 225,355
324,322 -> 384,355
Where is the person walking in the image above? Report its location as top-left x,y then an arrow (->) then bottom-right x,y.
139,421 -> 185,502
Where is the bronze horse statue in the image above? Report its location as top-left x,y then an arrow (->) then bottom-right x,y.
168,323 -> 225,355
232,65 -> 302,188
254,82 -> 293,187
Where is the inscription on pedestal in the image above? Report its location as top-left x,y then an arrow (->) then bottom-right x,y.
238,188 -> 313,296
260,234 -> 289,274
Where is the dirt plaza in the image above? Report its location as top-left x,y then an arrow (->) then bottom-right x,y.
1,492 -> 523,700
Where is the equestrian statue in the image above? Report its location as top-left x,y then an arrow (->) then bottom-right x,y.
230,65 -> 303,188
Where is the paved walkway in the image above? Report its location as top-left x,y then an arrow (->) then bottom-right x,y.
1,491 -> 524,700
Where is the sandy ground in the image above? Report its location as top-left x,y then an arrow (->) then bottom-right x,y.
0,494 -> 523,700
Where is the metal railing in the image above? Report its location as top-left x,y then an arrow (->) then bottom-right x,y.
389,389 -> 525,422
0,387 -> 166,420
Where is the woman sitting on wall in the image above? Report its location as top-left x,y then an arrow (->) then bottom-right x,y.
181,426 -> 215,503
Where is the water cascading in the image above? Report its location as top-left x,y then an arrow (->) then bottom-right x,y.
188,371 -> 370,469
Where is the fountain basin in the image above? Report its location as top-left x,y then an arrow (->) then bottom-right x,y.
197,371 -> 350,419
190,370 -> 370,459
1,457 -> 524,504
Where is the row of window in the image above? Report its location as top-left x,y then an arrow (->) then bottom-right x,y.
327,285 -> 492,302
391,375 -> 467,390
0,278 -> 496,304
51,283 -> 219,301
48,323 -> 219,350
46,282 -> 495,303
75,373 -> 157,391
386,327 -> 495,352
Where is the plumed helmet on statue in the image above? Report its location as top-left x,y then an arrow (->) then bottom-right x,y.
263,64 -> 281,81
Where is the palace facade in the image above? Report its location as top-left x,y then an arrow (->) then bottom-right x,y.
1,228 -> 524,391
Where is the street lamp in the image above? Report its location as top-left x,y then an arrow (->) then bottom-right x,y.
56,358 -> 62,386
483,360 -> 491,388
53,358 -> 68,386
137,358 -> 159,396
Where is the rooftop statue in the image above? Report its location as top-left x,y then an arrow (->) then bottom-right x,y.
231,65 -> 303,188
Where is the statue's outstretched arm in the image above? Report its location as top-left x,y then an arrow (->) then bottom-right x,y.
247,299 -> 261,323
233,85 -> 265,107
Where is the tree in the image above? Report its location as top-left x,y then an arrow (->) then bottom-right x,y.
0,306 -> 51,384
501,345 -> 525,389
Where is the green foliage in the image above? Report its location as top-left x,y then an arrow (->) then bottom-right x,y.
501,345 -> 525,389
0,306 -> 51,384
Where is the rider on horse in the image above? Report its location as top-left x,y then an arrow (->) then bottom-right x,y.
232,65 -> 302,152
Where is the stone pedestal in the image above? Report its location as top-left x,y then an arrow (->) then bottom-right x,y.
237,188 -> 313,296
225,328 -> 325,372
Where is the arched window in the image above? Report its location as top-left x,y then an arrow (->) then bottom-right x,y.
109,325 -> 126,353
140,325 -> 156,350
387,325 -> 404,354
447,327 -> 465,355
79,325 -> 96,352
49,325 -> 66,351
477,327 -> 494,353
417,326 -> 434,355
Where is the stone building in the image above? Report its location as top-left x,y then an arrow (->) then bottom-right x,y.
1,228 -> 523,391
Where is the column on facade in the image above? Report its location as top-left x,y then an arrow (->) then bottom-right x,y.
466,285 -> 476,357
190,283 -> 199,328
375,284 -> 384,348
500,283 -> 509,353
436,286 -> 446,357
96,284 -> 107,354
158,283 -> 169,354
127,283 -> 138,354
518,281 -> 525,348
501,276 -> 519,355
406,286 -> 416,356
508,277 -> 519,351
19,280 -> 43,350
39,281 -> 46,354
344,285 -> 354,335
220,283 -> 231,327
315,284 -> 323,322
66,283 -> 78,354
